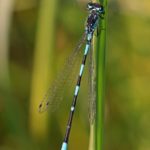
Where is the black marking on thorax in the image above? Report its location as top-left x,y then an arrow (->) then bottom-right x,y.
86,11 -> 99,33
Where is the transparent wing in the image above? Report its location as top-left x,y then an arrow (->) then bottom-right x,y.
88,43 -> 96,124
38,33 -> 86,113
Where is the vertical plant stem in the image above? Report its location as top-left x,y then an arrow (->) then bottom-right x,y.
29,0 -> 58,139
89,124 -> 95,150
95,0 -> 108,150
0,0 -> 14,88
0,0 -> 27,138
89,0 -> 108,150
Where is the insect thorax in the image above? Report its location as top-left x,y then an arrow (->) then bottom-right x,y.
85,11 -> 99,34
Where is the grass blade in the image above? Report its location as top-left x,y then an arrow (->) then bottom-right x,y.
95,0 -> 108,150
29,0 -> 58,139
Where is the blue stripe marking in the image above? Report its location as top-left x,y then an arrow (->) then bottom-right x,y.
87,34 -> 92,41
84,44 -> 89,55
61,142 -> 68,150
79,64 -> 84,76
71,106 -> 75,111
75,85 -> 80,96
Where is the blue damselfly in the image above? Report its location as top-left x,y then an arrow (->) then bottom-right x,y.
38,2 -> 104,150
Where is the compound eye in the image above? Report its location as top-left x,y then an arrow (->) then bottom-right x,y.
99,6 -> 104,12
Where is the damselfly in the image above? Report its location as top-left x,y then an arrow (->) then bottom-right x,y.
38,2 -> 104,150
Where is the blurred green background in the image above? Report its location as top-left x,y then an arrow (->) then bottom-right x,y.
0,0 -> 150,150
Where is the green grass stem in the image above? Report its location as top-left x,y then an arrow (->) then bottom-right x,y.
95,0 -> 108,150
89,0 -> 108,149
